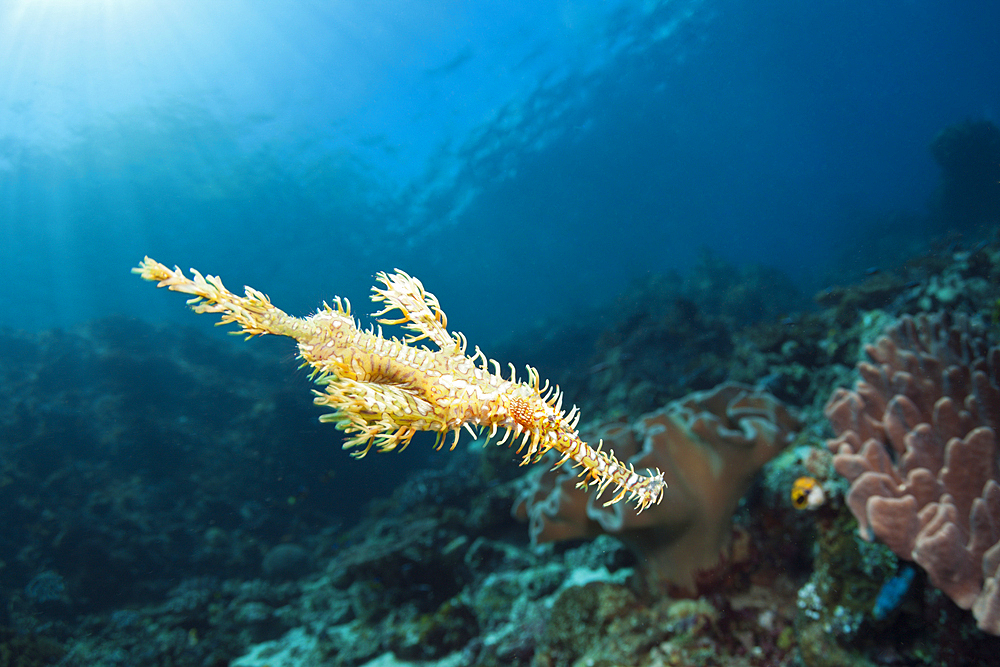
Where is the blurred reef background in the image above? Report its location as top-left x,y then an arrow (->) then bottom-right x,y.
2,1 -> 1000,665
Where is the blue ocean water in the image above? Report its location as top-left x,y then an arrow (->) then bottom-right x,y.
4,2 -> 1000,663
2,0 -> 996,343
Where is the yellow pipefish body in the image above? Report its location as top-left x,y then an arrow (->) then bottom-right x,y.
133,258 -> 666,513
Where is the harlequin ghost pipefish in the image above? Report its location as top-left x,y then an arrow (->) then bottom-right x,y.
133,258 -> 666,512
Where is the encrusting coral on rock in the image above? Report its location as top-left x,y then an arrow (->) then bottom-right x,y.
133,257 -> 666,513
825,311 -> 1000,634
515,382 -> 800,595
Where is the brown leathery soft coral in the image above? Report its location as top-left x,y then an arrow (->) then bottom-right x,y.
515,381 -> 799,595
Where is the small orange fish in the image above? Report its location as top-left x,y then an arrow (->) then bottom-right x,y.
791,476 -> 825,510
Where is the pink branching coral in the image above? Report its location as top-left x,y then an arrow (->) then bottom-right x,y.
514,382 -> 799,595
825,312 -> 1000,633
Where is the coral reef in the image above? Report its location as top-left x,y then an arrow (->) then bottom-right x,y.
929,119 -> 1000,230
134,258 -> 666,512
515,382 -> 800,595
825,311 -> 1000,633
0,318 -> 343,617
9,238 -> 1000,665
0,626 -> 64,666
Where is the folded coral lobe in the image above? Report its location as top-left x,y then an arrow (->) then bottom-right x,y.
515,382 -> 798,595
134,257 -> 665,513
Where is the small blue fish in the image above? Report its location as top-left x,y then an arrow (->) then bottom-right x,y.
873,565 -> 916,620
